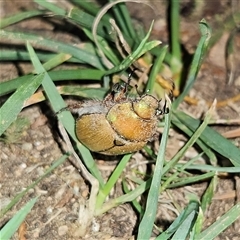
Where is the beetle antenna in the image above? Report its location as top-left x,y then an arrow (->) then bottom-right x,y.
128,68 -> 142,95
163,99 -> 169,114
134,84 -> 142,96
127,68 -> 137,86
56,106 -> 68,114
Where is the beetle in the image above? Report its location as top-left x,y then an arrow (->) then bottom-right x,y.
67,77 -> 169,155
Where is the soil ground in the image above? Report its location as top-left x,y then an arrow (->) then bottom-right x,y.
0,0 -> 240,239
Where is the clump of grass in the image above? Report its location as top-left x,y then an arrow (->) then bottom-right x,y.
0,0 -> 240,239
0,116 -> 30,144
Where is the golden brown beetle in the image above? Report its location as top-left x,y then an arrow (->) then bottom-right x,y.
68,80 -> 168,155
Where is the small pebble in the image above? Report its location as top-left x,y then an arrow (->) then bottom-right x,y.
46,206 -> 53,214
36,144 -> 44,151
33,140 -> 41,147
21,142 -> 33,151
20,163 -> 27,169
1,152 -> 8,160
73,185 -> 80,196
81,189 -> 89,198
58,225 -> 68,236
92,218 -> 100,232
14,167 -> 24,177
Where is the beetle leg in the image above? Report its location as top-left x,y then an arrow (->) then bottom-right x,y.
163,99 -> 169,114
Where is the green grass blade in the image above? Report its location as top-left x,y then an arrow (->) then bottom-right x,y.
0,69 -> 104,97
114,1 -> 137,41
105,21 -> 160,75
169,0 -> 181,61
146,45 -> 168,93
198,203 -> 240,240
83,28 -> 120,66
171,206 -> 198,240
27,42 -> 66,111
68,7 -> 111,39
34,0 -> 66,15
95,154 -> 132,210
69,3 -> 123,44
70,0 -> 113,26
0,49 -> 86,63
122,180 -> 143,217
191,208 -> 204,239
0,10 -> 44,29
157,201 -> 199,239
0,198 -> 38,240
34,0 -> 108,52
167,172 -> 216,189
0,73 -> 44,136
168,0 -> 182,87
186,165 -> 240,173
111,2 -> 129,38
137,109 -> 171,239
0,30 -> 104,69
163,103 -> 214,178
46,69 -> 104,81
95,178 -> 152,216
70,0 -> 101,16
173,19 -> 211,108
171,113 -> 217,164
161,154 -> 203,191
41,53 -> 71,71
174,111 -> 240,166
201,175 -> 217,213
